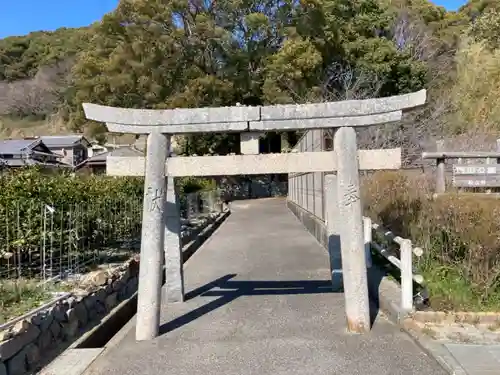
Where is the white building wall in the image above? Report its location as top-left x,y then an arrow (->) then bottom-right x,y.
287,129 -> 328,221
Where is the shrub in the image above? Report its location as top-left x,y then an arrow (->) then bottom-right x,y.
362,171 -> 500,311
0,168 -> 144,276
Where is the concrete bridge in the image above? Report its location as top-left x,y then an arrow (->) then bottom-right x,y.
78,198 -> 446,375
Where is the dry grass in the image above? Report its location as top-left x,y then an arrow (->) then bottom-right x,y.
0,279 -> 64,324
362,171 -> 500,311
446,40 -> 500,134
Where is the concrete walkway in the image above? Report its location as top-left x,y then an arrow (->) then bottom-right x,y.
85,198 -> 447,375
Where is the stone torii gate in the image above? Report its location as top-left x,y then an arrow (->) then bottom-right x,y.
82,89 -> 426,341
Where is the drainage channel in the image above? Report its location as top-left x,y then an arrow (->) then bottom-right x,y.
39,211 -> 230,375
78,210 -> 229,350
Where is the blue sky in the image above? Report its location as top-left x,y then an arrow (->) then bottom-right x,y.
0,0 -> 468,39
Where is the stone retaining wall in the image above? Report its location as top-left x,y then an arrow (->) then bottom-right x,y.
0,211 -> 225,375
0,257 -> 139,375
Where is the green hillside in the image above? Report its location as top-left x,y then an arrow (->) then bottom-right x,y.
0,0 -> 498,151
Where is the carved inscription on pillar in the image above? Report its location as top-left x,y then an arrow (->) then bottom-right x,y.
147,187 -> 165,213
342,184 -> 360,207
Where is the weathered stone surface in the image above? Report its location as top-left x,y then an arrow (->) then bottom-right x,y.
106,121 -> 249,135
324,174 -> 343,292
36,330 -> 52,351
61,320 -> 79,341
49,321 -> 61,339
24,343 -> 40,368
107,149 -> 402,177
82,270 -> 109,287
11,320 -> 30,336
0,330 -> 14,342
104,284 -> 113,294
112,280 -> 123,293
51,304 -> 67,323
39,312 -> 54,332
0,324 -> 39,361
118,287 -> 127,301
66,308 -> 78,324
250,111 -> 402,131
95,302 -> 106,315
136,132 -> 167,341
66,296 -> 77,309
125,277 -> 138,298
72,289 -> 90,299
83,102 -> 260,126
83,294 -> 96,311
164,175 -> 185,303
259,89 -> 426,120
6,347 -> 27,375
74,303 -> 88,328
334,127 -> 370,334
88,308 -> 98,322
105,293 -> 118,311
240,132 -> 261,155
95,289 -> 107,304
128,257 -> 140,276
30,312 -> 44,326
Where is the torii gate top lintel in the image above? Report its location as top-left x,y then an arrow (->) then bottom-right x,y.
88,89 -> 428,341
82,89 -> 426,134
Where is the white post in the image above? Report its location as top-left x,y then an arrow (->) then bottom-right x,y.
363,217 -> 373,268
334,127 -> 371,333
136,132 -> 168,341
400,239 -> 413,313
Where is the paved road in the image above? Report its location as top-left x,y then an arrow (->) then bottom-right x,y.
86,198 -> 447,375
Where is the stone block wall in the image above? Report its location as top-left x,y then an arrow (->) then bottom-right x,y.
0,209 -> 228,375
0,257 -> 139,375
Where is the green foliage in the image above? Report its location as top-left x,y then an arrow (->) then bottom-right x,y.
3,0 -> 499,152
0,279 -> 54,323
0,168 -> 144,269
177,177 -> 216,195
469,9 -> 500,49
0,28 -> 91,82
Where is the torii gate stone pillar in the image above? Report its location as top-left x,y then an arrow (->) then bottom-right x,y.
83,89 -> 426,340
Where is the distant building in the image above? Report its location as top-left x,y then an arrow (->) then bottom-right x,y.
39,135 -> 91,167
75,146 -> 144,175
0,139 -> 71,171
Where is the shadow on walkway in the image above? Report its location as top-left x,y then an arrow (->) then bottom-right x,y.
159,274 -> 339,335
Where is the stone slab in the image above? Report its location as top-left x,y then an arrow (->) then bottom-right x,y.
249,111 -> 402,131
106,122 -> 249,134
106,149 -> 402,176
240,132 -> 261,155
84,198 -> 447,375
39,348 -> 103,375
259,90 -> 426,120
83,103 -> 260,125
445,344 -> 500,375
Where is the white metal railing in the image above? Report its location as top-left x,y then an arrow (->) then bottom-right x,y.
363,217 -> 424,313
